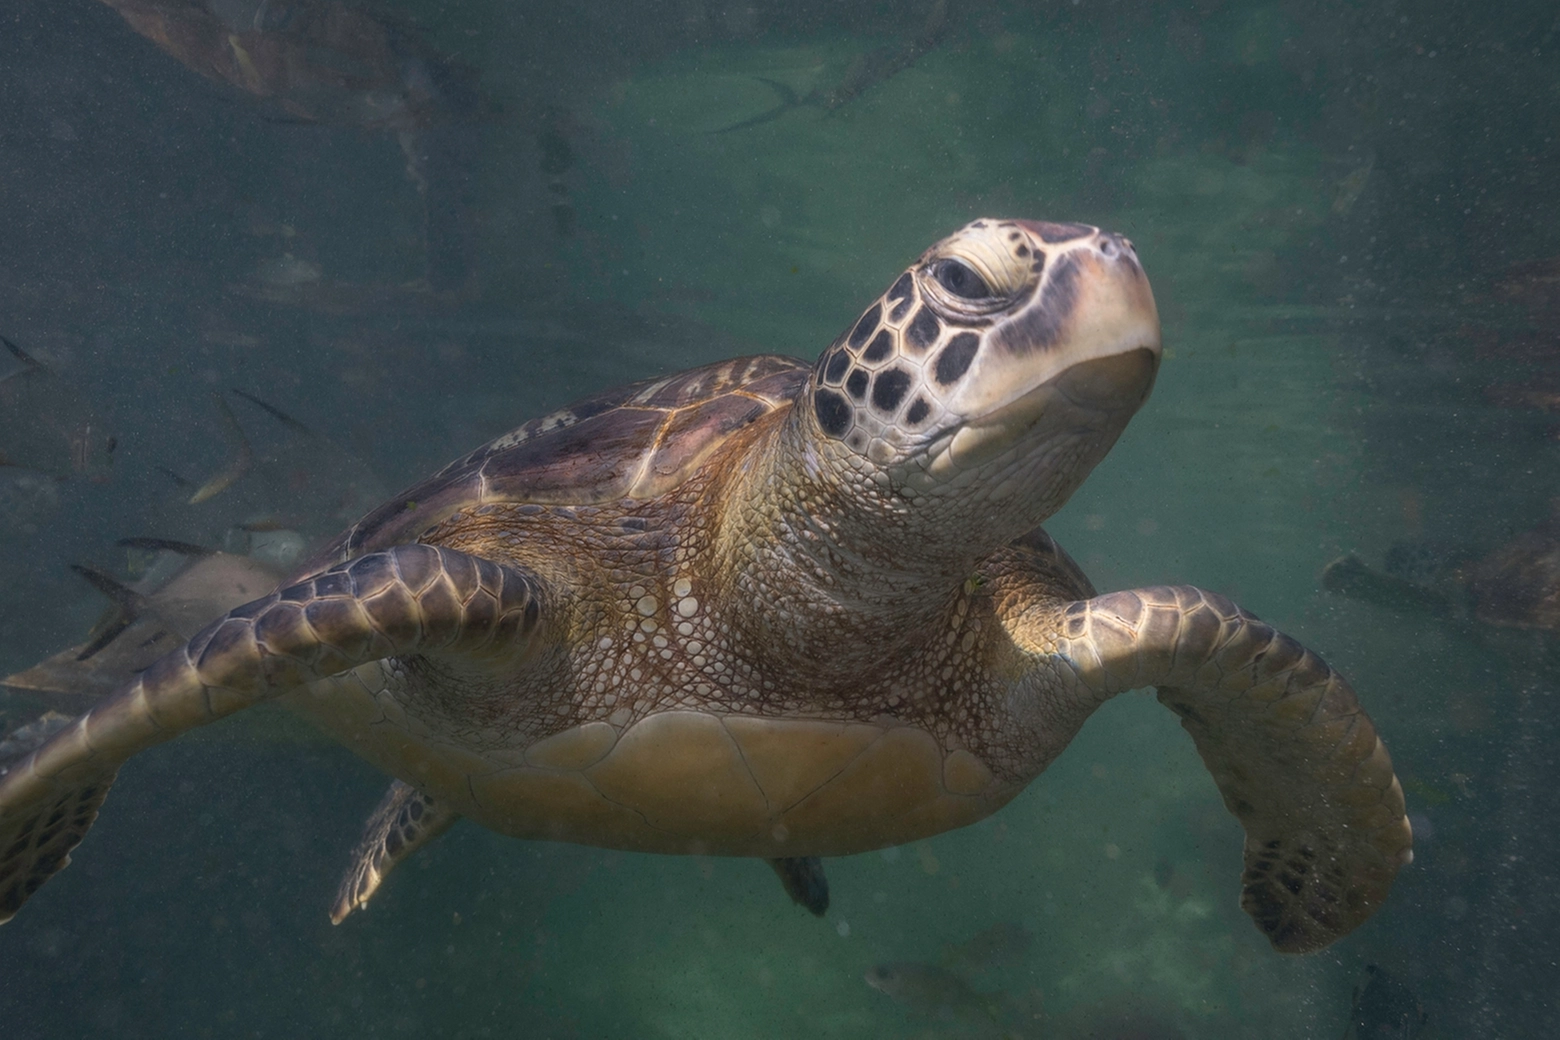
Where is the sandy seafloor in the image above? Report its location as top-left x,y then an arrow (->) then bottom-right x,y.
1,1 -> 1557,1036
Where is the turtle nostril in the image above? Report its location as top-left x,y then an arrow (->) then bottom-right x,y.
1099,234 -> 1122,259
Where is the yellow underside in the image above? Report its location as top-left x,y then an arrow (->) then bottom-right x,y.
282,665 -> 1018,858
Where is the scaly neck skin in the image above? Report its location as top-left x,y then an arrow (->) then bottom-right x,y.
712,407 -> 996,681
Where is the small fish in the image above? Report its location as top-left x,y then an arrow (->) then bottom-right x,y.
99,0 -> 489,289
941,921 -> 1034,974
224,388 -> 387,532
2,541 -> 288,703
1331,154 -> 1374,215
0,336 -> 117,481
716,0 -> 951,133
188,393 -> 255,504
865,961 -> 1001,1022
1342,964 -> 1428,1039
0,712 -> 75,765
254,252 -> 324,288
96,0 -> 488,132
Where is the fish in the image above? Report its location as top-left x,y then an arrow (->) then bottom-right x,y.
0,712 -> 75,764
98,0 -> 490,289
254,252 -> 325,288
864,961 -> 1005,1028
96,0 -> 487,132
146,388 -> 385,542
1342,964 -> 1428,1039
0,336 -> 117,482
222,388 -> 387,533
941,921 -> 1034,975
1,540 -> 287,704
188,393 -> 255,505
715,0 -> 952,133
1331,154 -> 1375,216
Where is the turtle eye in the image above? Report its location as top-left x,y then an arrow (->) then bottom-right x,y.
931,258 -> 990,299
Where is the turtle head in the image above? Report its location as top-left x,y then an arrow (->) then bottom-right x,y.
806,218 -> 1161,532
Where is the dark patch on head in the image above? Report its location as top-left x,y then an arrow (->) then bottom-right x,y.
823,349 -> 850,384
845,368 -> 868,400
886,272 -> 913,302
1030,221 -> 1095,242
889,288 -> 916,322
934,332 -> 981,384
971,220 -> 987,229
847,431 -> 866,451
1015,243 -> 1029,257
871,367 -> 911,413
905,307 -> 941,351
905,397 -> 930,424
813,388 -> 851,437
1008,231 -> 1021,241
862,328 -> 894,363
993,252 -> 1081,354
848,303 -> 881,349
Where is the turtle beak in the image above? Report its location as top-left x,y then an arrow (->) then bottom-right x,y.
926,227 -> 1161,480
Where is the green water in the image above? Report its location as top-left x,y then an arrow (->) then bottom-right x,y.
2,1 -> 1556,1036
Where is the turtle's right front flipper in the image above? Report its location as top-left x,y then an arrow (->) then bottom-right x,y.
1037,586 -> 1412,953
0,544 -> 544,924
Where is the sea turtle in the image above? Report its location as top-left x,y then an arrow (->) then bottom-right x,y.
0,219 -> 1411,952
1322,509 -> 1560,635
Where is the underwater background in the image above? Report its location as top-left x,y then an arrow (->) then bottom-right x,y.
1,0 -> 1556,1036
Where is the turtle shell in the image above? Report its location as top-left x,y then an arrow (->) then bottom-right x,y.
1463,525 -> 1560,630
294,355 -> 808,578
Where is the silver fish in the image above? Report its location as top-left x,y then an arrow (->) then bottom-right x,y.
865,961 -> 1001,1024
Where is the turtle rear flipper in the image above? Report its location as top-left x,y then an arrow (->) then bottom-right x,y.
1038,585 -> 1412,953
331,780 -> 458,924
767,855 -> 830,916
0,544 -> 544,924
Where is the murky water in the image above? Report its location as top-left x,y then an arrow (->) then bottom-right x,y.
2,2 -> 1556,1036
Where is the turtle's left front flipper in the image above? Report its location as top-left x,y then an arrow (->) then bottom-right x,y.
331,780 -> 459,924
0,544 -> 544,924
1040,585 -> 1412,953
